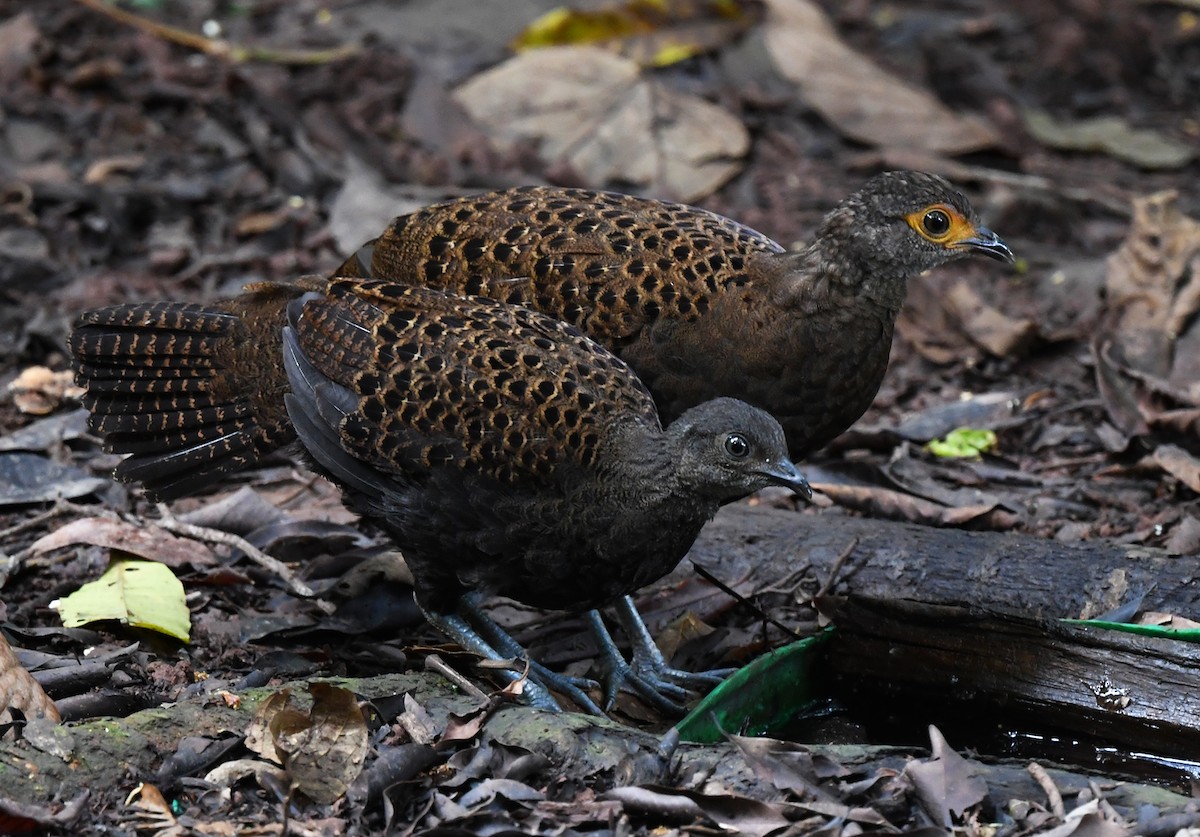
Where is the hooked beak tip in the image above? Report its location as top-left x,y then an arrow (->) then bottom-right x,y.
761,461 -> 813,502
956,226 -> 1015,264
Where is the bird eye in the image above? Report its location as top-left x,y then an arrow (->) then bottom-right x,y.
724,433 -> 750,459
922,209 -> 952,237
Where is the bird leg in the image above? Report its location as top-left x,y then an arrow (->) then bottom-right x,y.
418,604 -> 563,712
456,594 -> 605,716
585,607 -> 692,715
612,595 -> 735,694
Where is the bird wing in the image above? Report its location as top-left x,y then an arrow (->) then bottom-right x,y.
331,186 -> 785,344
282,279 -> 661,491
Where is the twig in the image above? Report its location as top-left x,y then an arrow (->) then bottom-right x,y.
73,0 -> 359,65
424,654 -> 489,702
154,504 -> 334,612
1027,761 -> 1066,819
691,562 -> 802,640
1088,780 -> 1124,825
814,537 -> 859,599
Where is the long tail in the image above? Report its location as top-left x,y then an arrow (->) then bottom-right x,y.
69,282 -> 305,501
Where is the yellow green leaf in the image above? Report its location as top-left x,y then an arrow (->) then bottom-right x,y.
512,0 -> 761,68
925,427 -> 997,459
56,558 -> 191,642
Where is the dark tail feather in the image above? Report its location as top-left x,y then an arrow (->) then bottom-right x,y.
70,290 -> 298,501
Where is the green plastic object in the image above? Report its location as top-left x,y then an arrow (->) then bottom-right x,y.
674,629 -> 833,743
1065,619 -> 1200,643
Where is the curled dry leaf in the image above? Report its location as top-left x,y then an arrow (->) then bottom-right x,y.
454,46 -> 748,201
0,632 -> 60,738
1093,190 -> 1200,438
6,366 -> 83,416
762,0 -> 997,154
268,683 -> 369,805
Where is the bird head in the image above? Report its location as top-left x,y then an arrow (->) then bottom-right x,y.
667,397 -> 812,503
830,170 -> 1015,279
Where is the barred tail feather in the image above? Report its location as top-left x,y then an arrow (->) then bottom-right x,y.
70,288 -> 299,501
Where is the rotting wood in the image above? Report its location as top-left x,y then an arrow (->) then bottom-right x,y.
683,505 -> 1200,619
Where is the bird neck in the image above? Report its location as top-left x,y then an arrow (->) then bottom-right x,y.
775,209 -> 908,313
597,421 -> 722,515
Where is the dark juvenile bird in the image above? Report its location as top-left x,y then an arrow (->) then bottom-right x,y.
334,170 -> 1015,459
71,279 -> 811,712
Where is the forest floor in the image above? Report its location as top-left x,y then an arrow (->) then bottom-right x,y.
0,0 -> 1198,833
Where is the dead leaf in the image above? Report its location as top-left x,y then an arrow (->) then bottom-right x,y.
29,517 -> 218,569
270,683 -> 369,804
905,726 -> 987,825
1024,109 -> 1194,170
602,785 -> 791,836
83,155 -> 144,185
0,632 -> 60,738
245,689 -> 293,765
6,366 -> 83,416
814,482 -> 1017,529
762,0 -> 997,153
327,157 -> 430,256
1093,190 -> 1200,438
943,281 -> 1038,357
652,610 -> 715,662
0,12 -> 39,86
1138,611 -> 1200,629
1145,444 -> 1200,493
395,693 -> 439,745
453,46 -> 748,201
729,736 -> 836,799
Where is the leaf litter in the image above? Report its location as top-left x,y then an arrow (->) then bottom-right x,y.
0,0 -> 1198,831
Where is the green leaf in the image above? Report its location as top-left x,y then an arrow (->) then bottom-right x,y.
925,426 -> 997,458
56,557 -> 191,642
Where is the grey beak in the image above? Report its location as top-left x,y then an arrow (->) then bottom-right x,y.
758,458 -> 813,501
956,226 -> 1015,263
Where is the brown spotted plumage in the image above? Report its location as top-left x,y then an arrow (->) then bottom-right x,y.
71,278 -> 810,712
335,171 -> 1015,459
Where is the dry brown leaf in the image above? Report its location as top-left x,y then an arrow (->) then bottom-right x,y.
1093,190 -> 1200,437
29,517 -> 218,569
6,366 -> 83,416
814,483 -> 1017,530
1145,444 -> 1200,493
0,631 -> 60,738
905,726 -> 987,825
1023,109 -> 1194,170
762,0 -> 997,154
943,281 -> 1038,358
245,688 -> 293,765
453,46 -> 747,201
270,683 -> 369,805
652,610 -> 715,662
1138,611 -> 1200,630
83,154 -> 144,185
0,12 -> 39,85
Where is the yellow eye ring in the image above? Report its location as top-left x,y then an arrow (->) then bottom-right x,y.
904,203 -> 972,245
